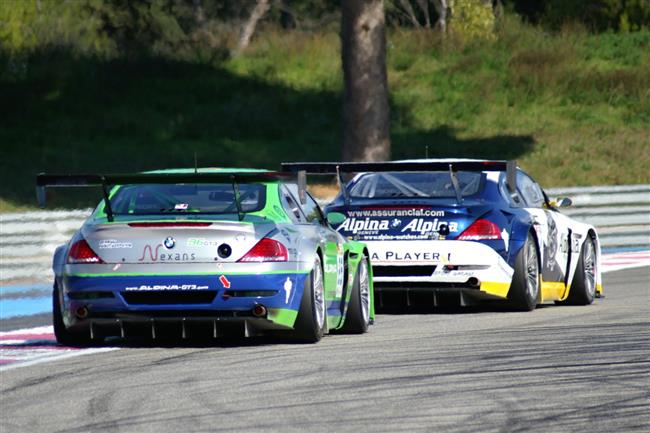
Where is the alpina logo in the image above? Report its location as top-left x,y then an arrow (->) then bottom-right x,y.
337,218 -> 390,234
337,217 -> 459,235
400,219 -> 458,234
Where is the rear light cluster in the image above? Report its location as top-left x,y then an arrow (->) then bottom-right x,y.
457,219 -> 502,241
239,238 -> 288,262
67,239 -> 104,264
127,222 -> 212,228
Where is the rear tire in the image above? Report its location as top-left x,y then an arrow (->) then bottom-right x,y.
53,285 -> 94,347
341,255 -> 370,334
508,233 -> 540,311
564,236 -> 596,305
293,256 -> 326,343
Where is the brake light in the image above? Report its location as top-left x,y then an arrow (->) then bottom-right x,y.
457,219 -> 502,240
128,222 -> 212,228
239,238 -> 288,262
67,239 -> 104,264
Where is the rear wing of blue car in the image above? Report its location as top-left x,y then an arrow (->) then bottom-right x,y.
36,170 -> 307,221
281,160 -> 518,204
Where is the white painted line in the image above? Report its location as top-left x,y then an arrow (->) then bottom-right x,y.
0,347 -> 118,372
0,325 -> 118,372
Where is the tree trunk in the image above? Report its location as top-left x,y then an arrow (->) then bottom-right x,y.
235,0 -> 271,55
398,0 -> 421,28
431,0 -> 448,33
416,0 -> 432,28
279,0 -> 297,29
341,0 -> 391,162
193,0 -> 205,25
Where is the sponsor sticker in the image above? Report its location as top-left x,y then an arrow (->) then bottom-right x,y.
338,216 -> 458,240
370,251 -> 451,262
98,239 -> 133,249
219,275 -> 231,289
137,244 -> 197,262
347,209 -> 445,218
187,238 -> 220,247
283,277 -> 293,303
336,244 -> 344,297
124,284 -> 209,291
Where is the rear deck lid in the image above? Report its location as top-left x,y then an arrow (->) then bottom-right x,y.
81,220 -> 275,264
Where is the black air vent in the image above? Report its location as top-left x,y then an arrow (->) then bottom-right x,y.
122,291 -> 217,305
373,266 -> 436,277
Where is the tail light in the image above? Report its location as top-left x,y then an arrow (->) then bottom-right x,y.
457,219 -> 502,241
239,238 -> 288,262
67,239 -> 104,264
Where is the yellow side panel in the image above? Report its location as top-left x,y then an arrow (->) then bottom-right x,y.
480,282 -> 511,298
541,280 -> 566,302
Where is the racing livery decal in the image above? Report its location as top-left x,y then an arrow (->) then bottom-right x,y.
337,214 -> 458,240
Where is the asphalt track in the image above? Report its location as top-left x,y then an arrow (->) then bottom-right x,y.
1,267 -> 648,433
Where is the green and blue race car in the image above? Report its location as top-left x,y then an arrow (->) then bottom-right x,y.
37,168 -> 374,345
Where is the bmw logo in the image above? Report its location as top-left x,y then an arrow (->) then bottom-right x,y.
163,237 -> 176,249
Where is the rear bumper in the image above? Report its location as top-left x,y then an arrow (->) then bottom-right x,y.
70,314 -> 295,340
365,240 -> 515,301
59,272 -> 309,333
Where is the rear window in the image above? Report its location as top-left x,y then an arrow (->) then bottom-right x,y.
108,183 -> 266,215
349,172 -> 483,198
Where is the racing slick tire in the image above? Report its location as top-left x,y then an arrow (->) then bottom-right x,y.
293,256 -> 327,343
508,233 -> 540,311
563,236 -> 596,305
53,284 -> 97,347
340,255 -> 371,334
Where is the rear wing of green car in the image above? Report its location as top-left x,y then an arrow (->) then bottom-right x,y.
36,170 -> 307,221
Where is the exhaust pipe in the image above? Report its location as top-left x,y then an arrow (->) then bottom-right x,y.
75,306 -> 89,319
252,304 -> 267,318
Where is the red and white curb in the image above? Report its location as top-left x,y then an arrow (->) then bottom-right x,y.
601,250 -> 650,273
1,251 -> 648,371
0,326 -> 116,371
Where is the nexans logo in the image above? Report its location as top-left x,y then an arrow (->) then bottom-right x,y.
138,244 -> 197,262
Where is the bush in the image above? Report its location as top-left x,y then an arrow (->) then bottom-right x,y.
532,0 -> 650,32
451,0 -> 496,40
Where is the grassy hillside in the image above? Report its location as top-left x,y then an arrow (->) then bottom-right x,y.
1,18 -> 649,211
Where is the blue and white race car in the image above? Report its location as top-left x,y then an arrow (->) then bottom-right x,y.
283,160 -> 603,311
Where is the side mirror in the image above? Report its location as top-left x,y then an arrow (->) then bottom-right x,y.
550,197 -> 572,208
326,212 -> 346,226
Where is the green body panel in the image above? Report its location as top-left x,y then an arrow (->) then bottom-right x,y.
267,308 -> 298,328
325,240 -> 374,331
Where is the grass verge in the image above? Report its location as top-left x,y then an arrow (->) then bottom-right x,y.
1,18 -> 648,211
